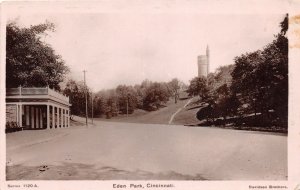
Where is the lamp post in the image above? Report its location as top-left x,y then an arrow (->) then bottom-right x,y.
91,92 -> 94,124
126,93 -> 130,117
83,70 -> 88,126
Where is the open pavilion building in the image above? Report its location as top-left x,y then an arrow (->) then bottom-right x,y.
6,86 -> 71,129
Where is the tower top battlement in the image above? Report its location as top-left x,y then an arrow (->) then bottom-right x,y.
197,55 -> 208,63
206,45 -> 209,56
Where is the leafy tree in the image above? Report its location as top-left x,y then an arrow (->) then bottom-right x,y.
106,96 -> 119,118
231,50 -> 263,115
280,13 -> 288,35
167,78 -> 181,104
209,65 -> 234,91
143,82 -> 170,110
6,21 -> 69,91
116,85 -> 138,114
63,79 -> 90,117
93,95 -> 107,116
110,101 -> 119,116
259,23 -> 288,126
230,14 -> 288,128
214,84 -> 239,121
133,84 -> 146,109
98,89 -> 119,118
187,77 -> 209,100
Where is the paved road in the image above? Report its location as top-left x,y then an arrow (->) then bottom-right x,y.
6,120 -> 287,180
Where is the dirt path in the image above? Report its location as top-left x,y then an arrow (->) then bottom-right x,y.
6,120 -> 287,180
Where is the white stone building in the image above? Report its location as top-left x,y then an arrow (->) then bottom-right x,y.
6,86 -> 71,130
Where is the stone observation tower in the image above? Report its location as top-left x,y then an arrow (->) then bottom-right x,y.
197,45 -> 209,78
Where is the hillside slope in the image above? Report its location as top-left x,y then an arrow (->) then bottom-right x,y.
95,97 -> 191,125
171,97 -> 202,126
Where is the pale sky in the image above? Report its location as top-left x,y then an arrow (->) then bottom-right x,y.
6,9 -> 285,91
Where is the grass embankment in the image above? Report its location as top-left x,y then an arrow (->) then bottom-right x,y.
172,97 -> 287,133
171,97 -> 202,125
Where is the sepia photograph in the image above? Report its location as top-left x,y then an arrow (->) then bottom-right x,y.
1,1 -> 300,189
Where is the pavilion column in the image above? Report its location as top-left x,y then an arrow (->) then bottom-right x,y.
64,109 -> 67,127
52,106 -> 55,129
62,109 -> 64,127
65,109 -> 67,127
16,105 -> 19,124
31,107 -> 35,129
56,107 -> 58,128
40,107 -> 43,128
62,109 -> 64,128
17,105 -> 19,126
35,107 -> 39,128
26,106 -> 30,127
62,108 -> 64,127
66,110 -> 68,127
57,107 -> 60,128
47,105 -> 50,129
60,108 -> 62,128
66,109 -> 68,127
68,109 -> 70,127
19,104 -> 23,127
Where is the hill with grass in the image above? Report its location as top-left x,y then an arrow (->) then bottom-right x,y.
94,94 -> 194,125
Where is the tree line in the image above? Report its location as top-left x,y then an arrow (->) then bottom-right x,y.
63,78 -> 185,119
186,14 -> 288,130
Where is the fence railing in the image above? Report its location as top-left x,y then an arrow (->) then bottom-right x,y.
22,88 -> 48,95
6,88 -> 20,95
6,87 -> 69,103
48,88 -> 69,102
